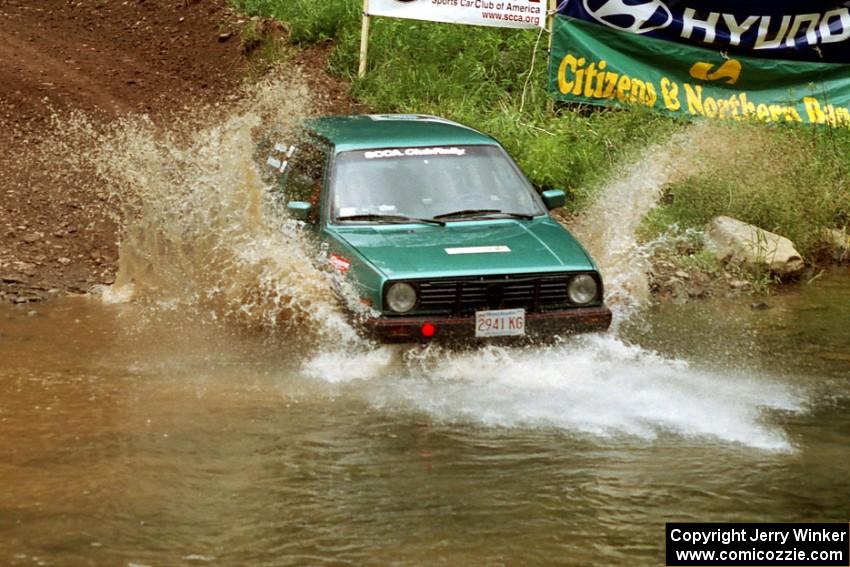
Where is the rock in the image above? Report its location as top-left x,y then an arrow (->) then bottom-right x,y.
218,31 -> 233,42
57,257 -> 72,265
688,286 -> 707,298
14,262 -> 37,277
22,232 -> 40,244
821,228 -> 849,261
705,216 -> 804,276
676,242 -> 695,255
2,274 -> 26,284
674,270 -> 690,280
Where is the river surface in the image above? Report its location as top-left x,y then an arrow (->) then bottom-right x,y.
2,268 -> 848,566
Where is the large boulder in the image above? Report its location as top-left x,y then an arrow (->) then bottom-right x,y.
705,216 -> 804,276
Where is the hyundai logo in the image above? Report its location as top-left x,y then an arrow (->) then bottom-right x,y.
583,0 -> 673,35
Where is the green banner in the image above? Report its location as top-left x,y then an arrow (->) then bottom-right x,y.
548,15 -> 850,128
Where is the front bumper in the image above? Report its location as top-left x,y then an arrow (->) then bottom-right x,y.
359,306 -> 613,343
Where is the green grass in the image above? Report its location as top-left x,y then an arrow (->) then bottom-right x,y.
239,20 -> 291,77
233,0 -> 850,260
234,0 -> 359,44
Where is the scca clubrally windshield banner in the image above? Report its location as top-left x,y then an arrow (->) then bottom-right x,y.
367,0 -> 546,29
548,0 -> 850,128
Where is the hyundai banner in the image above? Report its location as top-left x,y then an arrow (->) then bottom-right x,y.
368,0 -> 546,29
548,2 -> 850,128
557,0 -> 850,63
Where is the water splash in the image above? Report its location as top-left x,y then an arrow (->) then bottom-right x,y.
568,123 -> 711,320
304,337 -> 803,451
49,75 -> 363,344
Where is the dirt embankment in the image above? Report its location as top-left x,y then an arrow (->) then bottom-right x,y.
0,0 -> 254,303
1,0 -> 360,308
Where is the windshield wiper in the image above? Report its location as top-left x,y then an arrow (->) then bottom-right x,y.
433,209 -> 535,221
337,213 -> 446,226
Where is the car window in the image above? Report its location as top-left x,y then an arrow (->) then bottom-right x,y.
330,145 -> 545,222
281,140 -> 327,223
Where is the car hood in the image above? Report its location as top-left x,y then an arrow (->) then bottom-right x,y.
333,219 -> 595,279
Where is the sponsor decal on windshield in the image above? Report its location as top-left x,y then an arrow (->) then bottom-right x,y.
364,147 -> 467,159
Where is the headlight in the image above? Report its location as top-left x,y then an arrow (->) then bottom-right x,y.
386,282 -> 417,313
568,274 -> 598,305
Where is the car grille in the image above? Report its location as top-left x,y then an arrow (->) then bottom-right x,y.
405,273 -> 597,315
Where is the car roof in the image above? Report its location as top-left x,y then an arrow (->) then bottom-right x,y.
303,114 -> 499,153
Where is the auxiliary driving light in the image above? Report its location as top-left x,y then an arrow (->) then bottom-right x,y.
420,322 -> 436,338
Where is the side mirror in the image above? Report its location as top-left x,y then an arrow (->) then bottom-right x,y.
541,189 -> 567,210
287,201 -> 312,222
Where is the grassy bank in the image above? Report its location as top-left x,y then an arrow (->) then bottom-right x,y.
641,123 -> 850,258
234,0 -> 850,261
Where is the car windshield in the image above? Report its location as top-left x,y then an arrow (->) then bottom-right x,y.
330,145 -> 545,223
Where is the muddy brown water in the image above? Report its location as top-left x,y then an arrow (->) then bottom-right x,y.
1,269 -> 848,566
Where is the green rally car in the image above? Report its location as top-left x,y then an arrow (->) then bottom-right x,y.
268,114 -> 612,342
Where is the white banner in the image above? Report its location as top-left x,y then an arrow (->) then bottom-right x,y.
367,0 -> 546,29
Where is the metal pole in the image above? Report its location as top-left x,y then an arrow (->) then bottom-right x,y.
546,0 -> 557,112
547,0 -> 556,51
358,0 -> 371,78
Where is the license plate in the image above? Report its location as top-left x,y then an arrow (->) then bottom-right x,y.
475,308 -> 526,338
